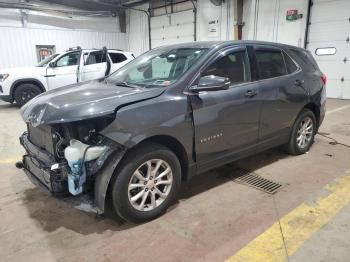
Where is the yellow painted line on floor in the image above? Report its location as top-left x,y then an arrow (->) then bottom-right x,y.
226,169 -> 350,262
0,156 -> 21,164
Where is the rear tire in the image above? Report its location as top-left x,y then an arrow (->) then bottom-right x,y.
111,143 -> 181,223
14,83 -> 41,107
284,109 -> 317,155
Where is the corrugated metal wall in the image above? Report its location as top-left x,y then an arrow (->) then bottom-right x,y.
0,27 -> 127,68
0,9 -> 127,69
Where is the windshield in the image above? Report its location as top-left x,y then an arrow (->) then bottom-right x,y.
36,54 -> 60,67
106,47 -> 208,88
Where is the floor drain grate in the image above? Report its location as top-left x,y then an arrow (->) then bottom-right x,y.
232,169 -> 284,194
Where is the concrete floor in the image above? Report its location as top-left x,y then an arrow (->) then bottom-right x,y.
0,99 -> 350,262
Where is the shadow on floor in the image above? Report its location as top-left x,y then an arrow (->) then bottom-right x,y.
21,147 -> 288,235
0,103 -> 17,109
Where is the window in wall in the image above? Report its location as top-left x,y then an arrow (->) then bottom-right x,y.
315,47 -> 336,56
109,52 -> 127,63
283,52 -> 298,74
56,52 -> 80,67
84,51 -> 106,65
256,50 -> 287,79
202,50 -> 251,84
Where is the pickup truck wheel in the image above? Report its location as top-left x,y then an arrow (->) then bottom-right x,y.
14,83 -> 41,107
284,109 -> 316,155
111,143 -> 181,223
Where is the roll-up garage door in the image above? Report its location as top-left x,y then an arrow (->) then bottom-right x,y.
307,0 -> 350,99
150,9 -> 195,48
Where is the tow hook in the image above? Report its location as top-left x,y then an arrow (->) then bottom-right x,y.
15,161 -> 24,169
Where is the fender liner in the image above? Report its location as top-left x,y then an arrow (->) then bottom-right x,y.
10,78 -> 46,100
93,148 -> 126,213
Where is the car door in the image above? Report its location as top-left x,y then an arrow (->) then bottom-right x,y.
251,45 -> 307,148
108,52 -> 129,73
46,51 -> 80,90
190,46 -> 261,170
80,51 -> 108,82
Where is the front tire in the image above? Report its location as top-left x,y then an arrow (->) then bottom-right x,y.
14,83 -> 41,107
111,143 -> 181,223
285,109 -> 316,155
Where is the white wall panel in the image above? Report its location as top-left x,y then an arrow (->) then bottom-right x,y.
0,27 -> 127,68
151,9 -> 194,48
126,1 -> 235,56
0,8 -> 127,69
196,0 -> 233,41
307,0 -> 350,99
242,0 -> 308,47
126,3 -> 149,56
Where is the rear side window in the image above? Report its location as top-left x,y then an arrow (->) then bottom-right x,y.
289,49 -> 319,71
203,50 -> 251,84
109,52 -> 127,63
84,51 -> 106,65
283,52 -> 298,74
256,50 -> 287,79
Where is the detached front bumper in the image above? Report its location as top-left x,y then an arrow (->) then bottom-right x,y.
18,132 -> 127,214
20,132 -> 68,195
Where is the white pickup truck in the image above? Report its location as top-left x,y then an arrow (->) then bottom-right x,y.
0,47 -> 134,106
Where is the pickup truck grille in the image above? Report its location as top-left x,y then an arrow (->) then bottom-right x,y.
28,124 -> 56,156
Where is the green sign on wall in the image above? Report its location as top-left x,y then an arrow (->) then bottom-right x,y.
286,9 -> 302,21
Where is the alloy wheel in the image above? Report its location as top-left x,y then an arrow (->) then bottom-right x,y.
21,89 -> 37,102
128,159 -> 173,211
296,116 -> 314,149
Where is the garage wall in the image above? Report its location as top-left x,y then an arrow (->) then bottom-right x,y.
242,0 -> 308,47
126,3 -> 149,56
126,0 -> 235,56
196,0 -> 234,42
150,1 -> 195,48
0,9 -> 127,68
307,0 -> 350,99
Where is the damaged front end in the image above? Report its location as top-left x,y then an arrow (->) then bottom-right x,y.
18,116 -> 126,214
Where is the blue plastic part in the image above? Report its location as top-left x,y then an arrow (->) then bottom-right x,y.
67,160 -> 86,196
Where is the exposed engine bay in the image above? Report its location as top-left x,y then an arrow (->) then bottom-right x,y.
19,116 -> 124,199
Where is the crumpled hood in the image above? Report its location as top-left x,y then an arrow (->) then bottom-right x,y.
21,80 -> 165,126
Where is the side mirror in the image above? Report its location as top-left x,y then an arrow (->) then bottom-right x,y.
49,62 -> 56,68
190,75 -> 230,92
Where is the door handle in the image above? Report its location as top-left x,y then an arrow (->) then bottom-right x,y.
295,79 -> 305,86
245,90 -> 258,98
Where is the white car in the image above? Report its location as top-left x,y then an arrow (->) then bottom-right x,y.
0,48 -> 134,106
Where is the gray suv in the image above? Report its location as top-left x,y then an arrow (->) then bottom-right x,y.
17,41 -> 326,223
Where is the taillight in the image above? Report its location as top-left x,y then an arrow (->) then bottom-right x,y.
321,74 -> 327,85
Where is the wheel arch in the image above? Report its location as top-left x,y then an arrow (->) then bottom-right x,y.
100,134 -> 190,214
130,135 -> 190,181
302,102 -> 320,128
10,78 -> 46,100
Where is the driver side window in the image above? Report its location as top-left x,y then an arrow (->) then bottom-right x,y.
203,50 -> 251,85
55,52 -> 80,67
